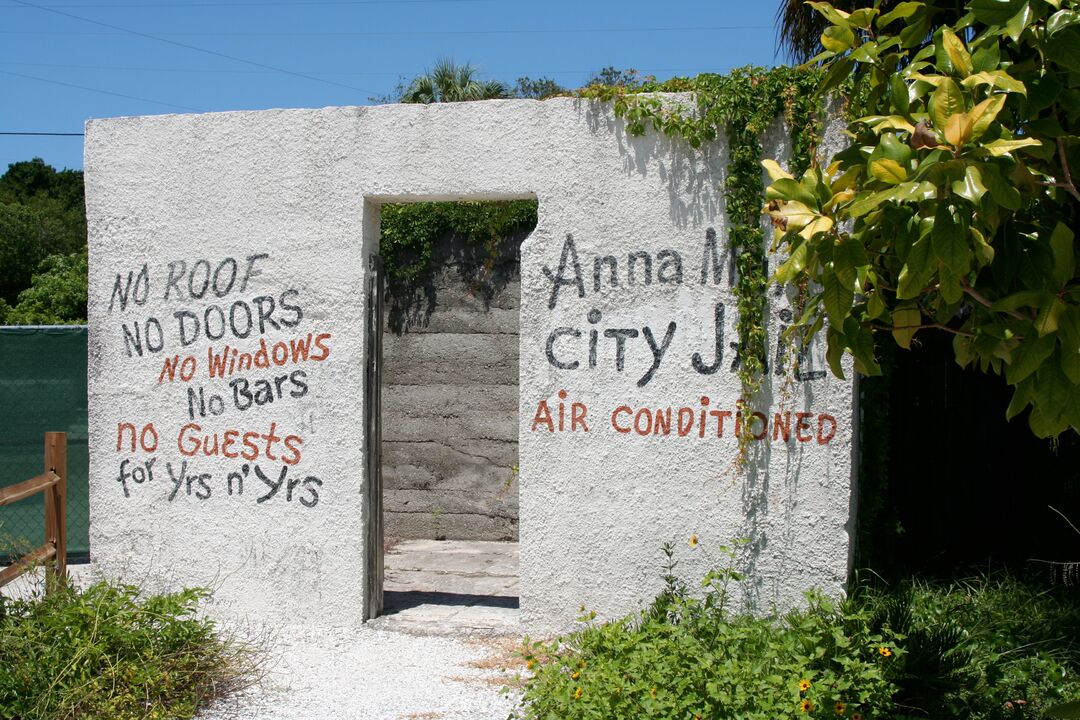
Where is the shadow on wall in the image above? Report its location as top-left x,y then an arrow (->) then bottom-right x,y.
576,96 -> 726,231
386,226 -> 531,335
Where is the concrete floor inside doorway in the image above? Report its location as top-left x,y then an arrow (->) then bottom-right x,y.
373,539 -> 520,636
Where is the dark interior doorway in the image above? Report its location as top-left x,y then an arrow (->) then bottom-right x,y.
365,198 -> 537,621
858,332 -> 1080,581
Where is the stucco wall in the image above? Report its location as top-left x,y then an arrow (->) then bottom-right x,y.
85,97 -> 855,632
382,235 -> 521,541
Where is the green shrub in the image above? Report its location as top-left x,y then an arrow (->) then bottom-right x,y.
854,575 -> 1080,720
514,544 -> 1080,720
513,543 -> 902,719
0,580 -> 259,720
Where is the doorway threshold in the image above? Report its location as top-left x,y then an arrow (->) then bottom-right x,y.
372,539 -> 519,636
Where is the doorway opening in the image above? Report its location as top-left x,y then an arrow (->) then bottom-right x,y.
365,196 -> 537,631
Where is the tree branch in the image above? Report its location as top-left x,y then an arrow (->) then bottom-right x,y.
870,321 -> 976,338
962,283 -> 1032,322
1056,136 -> 1080,203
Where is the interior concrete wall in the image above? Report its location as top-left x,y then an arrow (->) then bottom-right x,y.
381,234 -> 521,541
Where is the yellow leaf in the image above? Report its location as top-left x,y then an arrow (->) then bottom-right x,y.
772,200 -> 818,230
961,71 -> 1027,94
847,8 -> 878,29
831,165 -> 864,193
984,137 -> 1042,156
863,115 -> 917,133
930,79 -> 965,135
942,28 -> 974,77
892,306 -> 922,349
799,215 -> 835,240
944,112 -> 973,147
909,72 -> 947,86
821,24 -> 855,52
968,94 -> 1005,140
823,188 -> 855,212
761,159 -> 793,181
869,158 -> 909,184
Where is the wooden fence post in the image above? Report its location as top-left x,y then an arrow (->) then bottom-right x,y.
43,432 -> 67,587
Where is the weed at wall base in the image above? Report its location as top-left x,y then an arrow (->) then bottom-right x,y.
0,580 -> 264,720
512,541 -> 1080,720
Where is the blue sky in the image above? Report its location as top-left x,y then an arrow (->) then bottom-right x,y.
1,0 -> 790,171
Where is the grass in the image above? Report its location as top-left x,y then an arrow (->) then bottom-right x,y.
0,576 -> 263,720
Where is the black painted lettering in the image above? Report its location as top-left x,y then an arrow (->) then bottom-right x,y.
700,227 -> 722,285
188,260 -> 211,299
656,250 -> 683,284
627,251 -> 652,286
253,295 -> 280,333
604,328 -> 639,371
212,257 -> 238,297
164,260 -> 187,300
593,256 -> 618,292
692,303 -> 725,375
109,264 -> 149,312
279,289 -> 303,328
638,322 -> 676,387
546,327 -> 580,370
542,234 -> 585,310
241,253 -> 269,292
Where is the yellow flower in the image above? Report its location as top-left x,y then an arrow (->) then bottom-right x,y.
615,686 -> 622,695
571,671 -> 580,680
800,699 -> 814,713
851,713 -> 864,720
574,687 -> 583,700
689,534 -> 699,548
879,646 -> 893,657
799,678 -> 812,692
835,701 -> 847,715
526,659 -> 536,670
650,687 -> 658,698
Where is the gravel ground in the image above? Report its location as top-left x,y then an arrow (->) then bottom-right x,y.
5,546 -> 526,720
197,625 -> 522,720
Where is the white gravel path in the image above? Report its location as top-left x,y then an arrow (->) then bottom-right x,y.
197,624 -> 522,720
5,547 -> 527,720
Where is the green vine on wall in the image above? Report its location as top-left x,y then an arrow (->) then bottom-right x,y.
380,199 -> 538,284
579,67 -> 822,463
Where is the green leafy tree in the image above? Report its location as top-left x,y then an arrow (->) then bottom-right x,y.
400,58 -> 508,103
513,75 -> 566,100
766,0 -> 1080,438
3,251 -> 88,324
775,0 -> 969,62
0,159 -> 86,306
585,66 -> 647,89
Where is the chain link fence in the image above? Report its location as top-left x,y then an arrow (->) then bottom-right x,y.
0,326 -> 89,563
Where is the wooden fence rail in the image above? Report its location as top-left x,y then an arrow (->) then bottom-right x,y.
0,432 -> 67,591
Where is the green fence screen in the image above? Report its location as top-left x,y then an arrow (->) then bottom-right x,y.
0,326 -> 89,562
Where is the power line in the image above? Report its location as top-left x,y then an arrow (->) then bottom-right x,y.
0,70 -> 204,112
0,24 -> 775,36
0,61 -> 408,75
3,0 -> 491,6
0,131 -> 84,136
0,61 -> 733,77
8,0 -> 382,95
